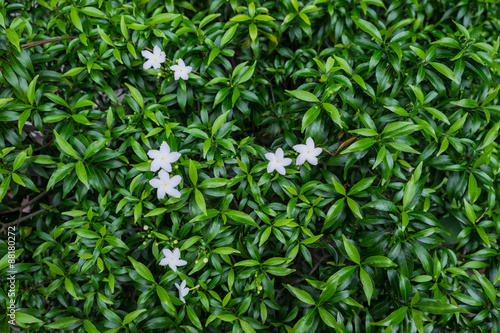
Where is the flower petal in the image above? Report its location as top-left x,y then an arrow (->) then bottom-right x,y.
296,154 -> 307,165
282,157 -> 292,167
306,137 -> 315,149
173,71 -> 181,81
150,159 -> 162,172
169,175 -> 182,187
178,59 -> 185,67
292,144 -> 307,154
166,152 -> 181,164
168,261 -> 178,272
159,258 -> 169,266
267,161 -> 276,173
185,66 -> 192,73
312,147 -> 323,156
264,152 -> 276,161
158,169 -> 170,181
163,249 -> 173,258
147,149 -> 161,159
141,50 -> 153,59
170,65 -> 180,71
166,188 -> 181,198
159,160 -> 172,173
275,164 -> 286,175
180,280 -> 187,288
275,148 -> 284,160
180,72 -> 189,80
160,142 -> 171,154
306,155 -> 318,165
153,45 -> 162,56
143,59 -> 153,70
157,187 -> 167,199
151,61 -> 162,69
149,178 -> 162,188
172,248 -> 181,259
176,259 -> 187,267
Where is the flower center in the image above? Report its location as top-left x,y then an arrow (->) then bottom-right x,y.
307,150 -> 310,154
154,59 -> 157,61
164,184 -> 167,187
171,258 -> 175,261
276,160 -> 279,163
180,69 -> 183,72
161,157 -> 164,160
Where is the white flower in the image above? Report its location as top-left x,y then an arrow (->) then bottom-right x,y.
142,45 -> 166,70
159,248 -> 187,272
293,137 -> 323,166
175,280 -> 189,303
149,170 -> 182,199
203,257 -> 209,263
147,141 -> 181,172
265,148 -> 292,175
170,59 -> 192,81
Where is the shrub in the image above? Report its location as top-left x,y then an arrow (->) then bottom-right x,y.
1,0 -> 500,332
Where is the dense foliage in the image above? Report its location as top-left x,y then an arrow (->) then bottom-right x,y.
1,0 -> 500,332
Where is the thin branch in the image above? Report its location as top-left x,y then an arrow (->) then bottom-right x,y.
1,209 -> 46,231
0,191 -> 48,215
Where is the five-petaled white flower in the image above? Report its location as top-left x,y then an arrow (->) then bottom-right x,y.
265,148 -> 292,175
159,248 -> 187,272
175,280 -> 189,303
149,170 -> 182,199
170,59 -> 192,81
147,141 -> 181,172
293,137 -> 322,165
142,45 -> 166,70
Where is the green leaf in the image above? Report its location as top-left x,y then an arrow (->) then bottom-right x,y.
45,317 -> 81,329
415,301 -> 468,314
76,160 -> 89,189
53,130 -> 79,158
323,103 -> 342,127
120,15 -> 129,40
221,23 -> 239,47
125,83 -> 144,109
189,159 -> 198,185
83,320 -> 100,333
342,235 -> 360,264
286,89 -> 319,102
287,284 -> 316,305
429,62 -> 459,84
212,110 -> 230,137
423,107 -> 450,124
5,28 -> 20,52
450,99 -> 478,108
333,55 -> 352,75
360,267 -> 373,305
15,312 -> 43,324
70,6 -> 83,32
225,210 -> 259,228
123,309 -> 147,325
128,256 -> 155,283
371,307 -> 408,326
474,270 -> 496,304
362,256 -> 397,268
239,319 -> 256,333
151,13 -> 178,25
447,114 -> 468,135
12,151 -> 26,171
62,67 -> 85,77
348,176 -> 376,196
80,6 -> 106,18
301,106 -> 321,132
27,74 -> 39,105
97,26 -> 114,46
195,189 -> 207,215
352,16 -> 382,41
341,138 -> 377,154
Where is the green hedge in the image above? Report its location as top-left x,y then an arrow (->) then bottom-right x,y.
1,0 -> 500,332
